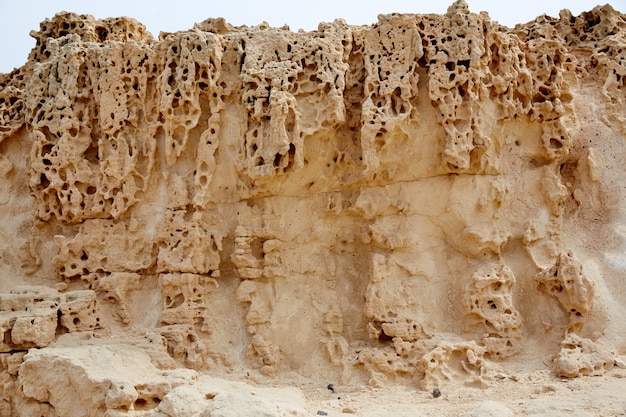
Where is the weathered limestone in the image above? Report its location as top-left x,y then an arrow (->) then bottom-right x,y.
464,263 -> 522,359
19,343 -> 196,417
0,1 -> 625,415
554,333 -> 614,378
152,376 -> 308,417
536,250 -> 595,333
0,286 -> 100,352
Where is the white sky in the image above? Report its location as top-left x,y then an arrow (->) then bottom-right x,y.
0,0 -> 624,73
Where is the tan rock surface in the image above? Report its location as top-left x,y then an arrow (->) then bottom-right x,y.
1,1 -> 626,415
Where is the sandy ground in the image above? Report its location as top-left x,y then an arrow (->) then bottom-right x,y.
212,357 -> 626,417
292,368 -> 626,416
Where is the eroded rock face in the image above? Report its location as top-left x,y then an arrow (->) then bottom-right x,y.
0,286 -> 100,352
1,1 -> 626,415
19,343 -> 197,417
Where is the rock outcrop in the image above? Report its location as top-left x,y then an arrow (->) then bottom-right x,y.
1,1 -> 625,415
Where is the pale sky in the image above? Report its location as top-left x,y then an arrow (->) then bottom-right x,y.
0,0 -> 624,74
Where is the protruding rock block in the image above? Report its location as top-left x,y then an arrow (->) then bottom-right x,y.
554,334 -> 615,378
0,287 -> 100,352
19,343 -> 197,417
536,250 -> 595,333
464,263 -> 522,359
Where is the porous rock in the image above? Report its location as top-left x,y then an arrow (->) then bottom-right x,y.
1,1 -> 626,414
0,286 -> 100,352
554,333 -> 615,378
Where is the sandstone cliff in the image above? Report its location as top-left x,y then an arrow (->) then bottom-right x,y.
1,1 -> 626,416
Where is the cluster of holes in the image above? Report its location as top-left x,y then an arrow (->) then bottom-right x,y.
133,397 -> 162,411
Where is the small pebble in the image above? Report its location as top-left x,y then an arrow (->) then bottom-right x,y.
327,383 -> 335,393
317,411 -> 328,416
432,387 -> 441,398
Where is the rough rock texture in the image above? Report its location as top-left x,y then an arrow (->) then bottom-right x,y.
20,342 -> 196,417
1,286 -> 100,352
1,1 -> 626,415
